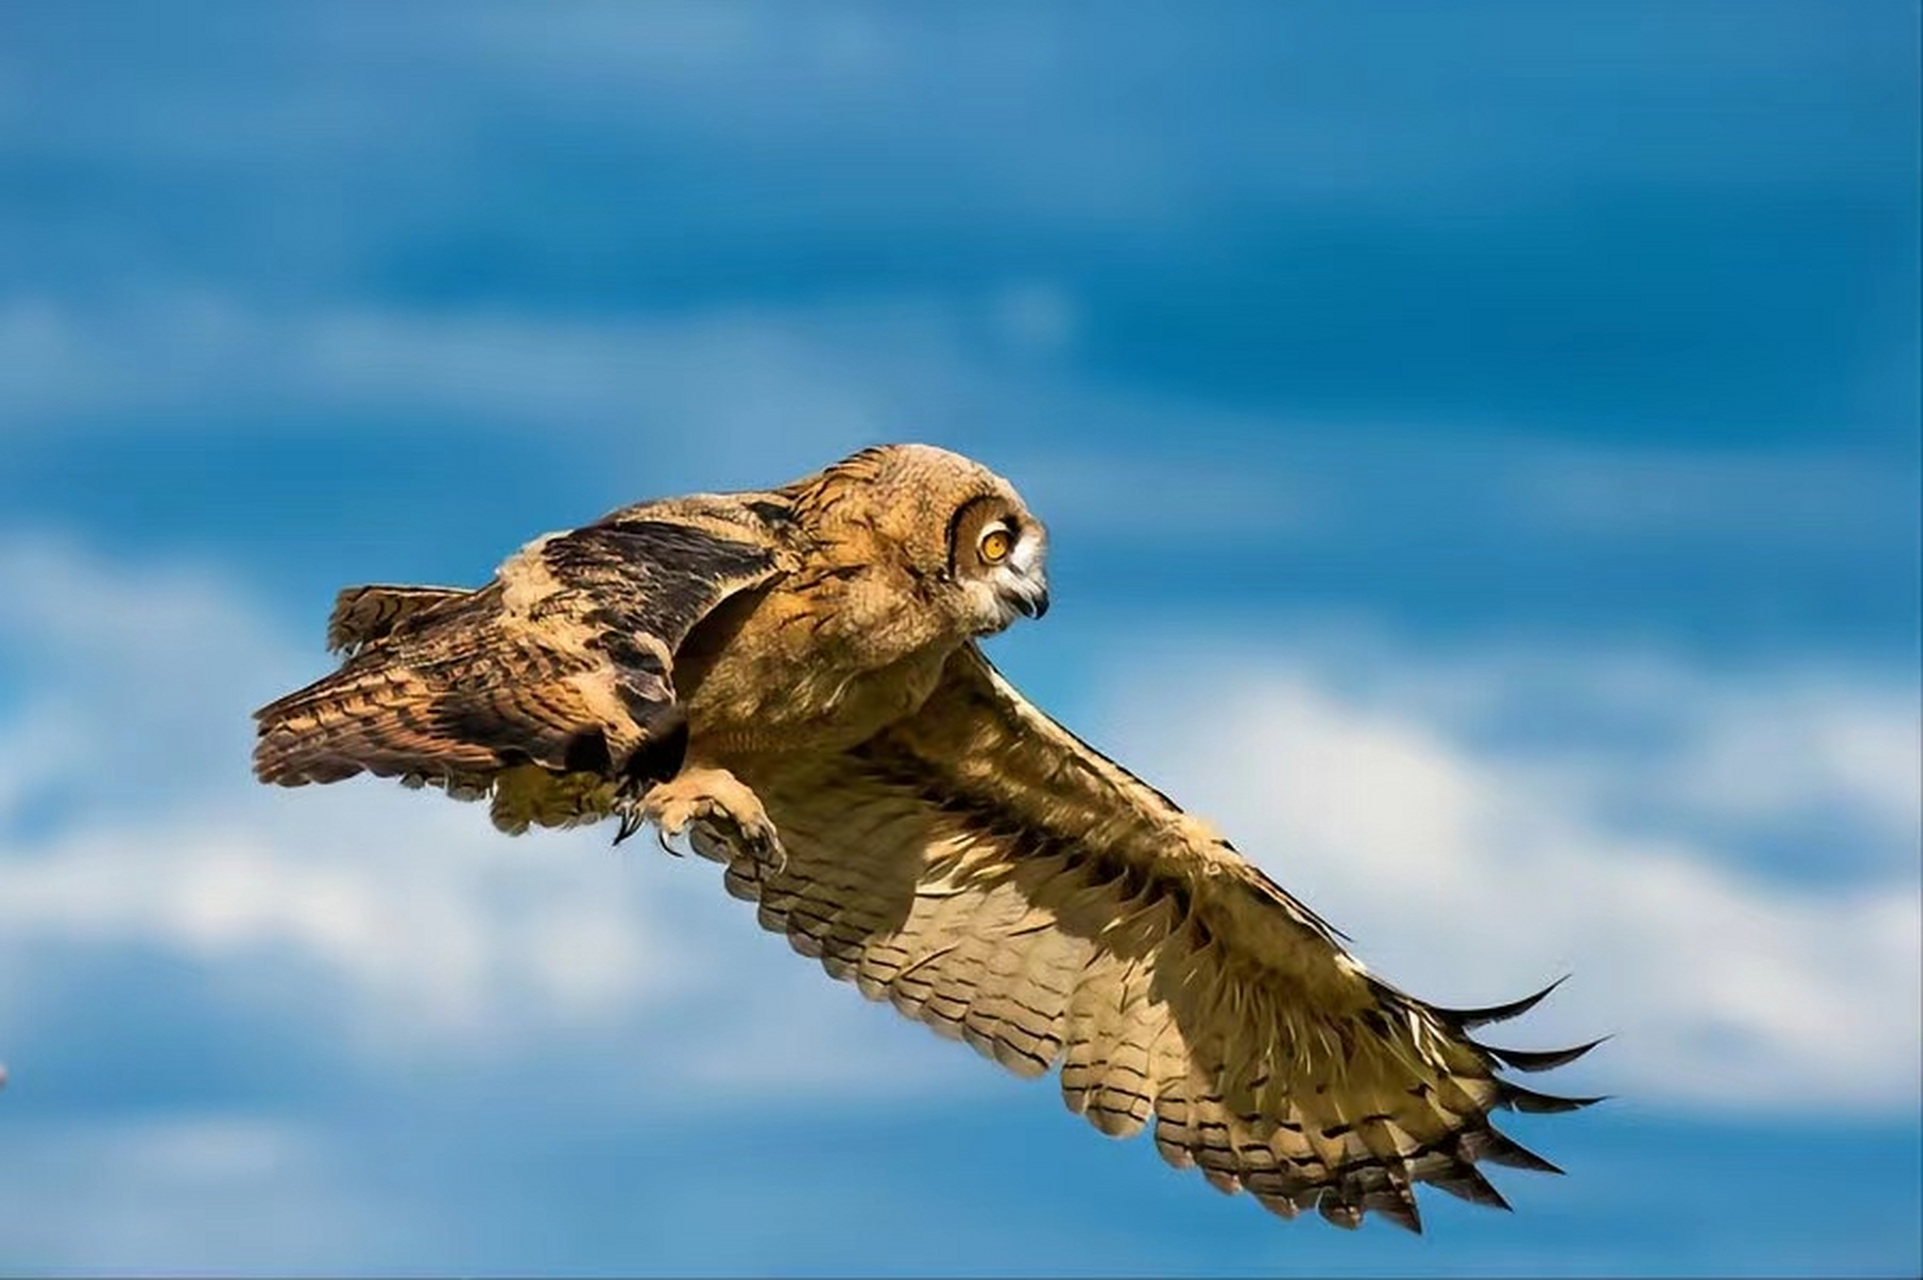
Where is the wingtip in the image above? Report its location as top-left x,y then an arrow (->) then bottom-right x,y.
1475,1131 -> 1566,1176
1370,1177 -> 1425,1235
1434,974 -> 1571,1030
1382,1209 -> 1424,1235
1499,1081 -> 1611,1114
1481,1034 -> 1611,1073
1427,1160 -> 1512,1212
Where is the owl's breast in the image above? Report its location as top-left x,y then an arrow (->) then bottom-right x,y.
671,569 -> 958,758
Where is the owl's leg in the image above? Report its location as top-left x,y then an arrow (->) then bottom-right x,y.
613,764 -> 787,874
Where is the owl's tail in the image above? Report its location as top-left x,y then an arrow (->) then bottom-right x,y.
252,582 -> 495,788
251,658 -> 502,788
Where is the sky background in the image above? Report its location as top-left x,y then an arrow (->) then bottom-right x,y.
1,2 -> 1919,1275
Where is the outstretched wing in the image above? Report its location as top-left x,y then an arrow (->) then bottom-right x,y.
253,499 -> 790,818
707,644 -> 1599,1232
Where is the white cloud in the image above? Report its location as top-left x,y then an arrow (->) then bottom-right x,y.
1184,626 -> 1923,856
1660,678 -> 1921,840
1,539 -> 1916,1119
0,538 -> 964,1097
1098,638 -> 1921,1112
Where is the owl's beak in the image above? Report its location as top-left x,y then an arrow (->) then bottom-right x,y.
1010,573 -> 1050,619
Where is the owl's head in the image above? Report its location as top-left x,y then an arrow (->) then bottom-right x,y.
803,444 -> 1050,636
945,477 -> 1050,634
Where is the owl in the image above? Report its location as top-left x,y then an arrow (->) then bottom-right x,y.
253,443 -> 1598,1232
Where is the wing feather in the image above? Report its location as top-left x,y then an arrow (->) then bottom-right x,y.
718,643 -> 1594,1231
254,499 -> 788,829
325,584 -> 471,656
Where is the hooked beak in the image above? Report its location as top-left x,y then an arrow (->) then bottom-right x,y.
1010,573 -> 1050,619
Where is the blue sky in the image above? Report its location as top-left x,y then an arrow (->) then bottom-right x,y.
0,2 -> 1918,1275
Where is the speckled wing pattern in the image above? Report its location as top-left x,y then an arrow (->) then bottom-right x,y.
253,499 -> 785,810
324,583 -> 471,657
704,644 -> 1599,1232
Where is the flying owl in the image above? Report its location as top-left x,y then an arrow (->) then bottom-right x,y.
252,443 -> 1598,1232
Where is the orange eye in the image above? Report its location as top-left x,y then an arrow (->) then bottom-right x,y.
979,528 -> 1013,564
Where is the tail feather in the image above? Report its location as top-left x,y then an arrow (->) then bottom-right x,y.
258,580 -> 499,786
251,661 -> 500,787
256,573 -> 687,825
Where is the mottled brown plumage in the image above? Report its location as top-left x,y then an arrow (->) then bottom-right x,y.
252,443 -> 1599,1232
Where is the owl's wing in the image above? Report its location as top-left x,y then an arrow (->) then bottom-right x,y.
253,501 -> 788,797
325,584 -> 471,656
710,644 -> 1599,1232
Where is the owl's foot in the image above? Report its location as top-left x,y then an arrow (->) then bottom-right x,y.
613,765 -> 787,875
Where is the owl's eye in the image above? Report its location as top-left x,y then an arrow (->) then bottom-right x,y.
979,527 -> 1013,564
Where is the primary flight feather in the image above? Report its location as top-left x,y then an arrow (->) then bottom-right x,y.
253,443 -> 1599,1232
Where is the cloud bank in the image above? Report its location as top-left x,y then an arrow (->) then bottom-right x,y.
2,537 -> 1913,1116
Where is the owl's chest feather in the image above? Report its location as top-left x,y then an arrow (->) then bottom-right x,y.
673,566 -> 959,757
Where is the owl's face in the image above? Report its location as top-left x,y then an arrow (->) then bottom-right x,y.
799,443 -> 1051,638
947,491 -> 1049,635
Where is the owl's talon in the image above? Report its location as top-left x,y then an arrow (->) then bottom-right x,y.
610,783 -> 650,847
737,816 -> 788,876
622,766 -> 784,873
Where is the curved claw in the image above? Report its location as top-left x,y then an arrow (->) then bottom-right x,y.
737,820 -> 788,876
607,765 -> 784,874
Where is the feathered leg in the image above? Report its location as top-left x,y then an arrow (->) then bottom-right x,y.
617,765 -> 787,873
